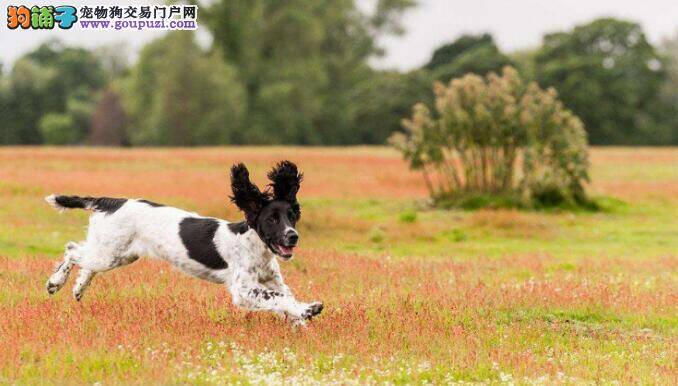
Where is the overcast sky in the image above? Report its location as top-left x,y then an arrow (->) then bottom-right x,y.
1,0 -> 676,71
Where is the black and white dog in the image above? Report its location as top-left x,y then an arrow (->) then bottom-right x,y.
45,160 -> 323,326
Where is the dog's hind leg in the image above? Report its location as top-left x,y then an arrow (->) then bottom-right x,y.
69,252 -> 139,301
46,241 -> 80,295
72,269 -> 96,302
70,253 -> 140,302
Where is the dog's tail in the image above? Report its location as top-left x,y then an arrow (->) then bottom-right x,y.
45,194 -> 126,213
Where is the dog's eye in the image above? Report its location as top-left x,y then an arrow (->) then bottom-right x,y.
267,217 -> 277,224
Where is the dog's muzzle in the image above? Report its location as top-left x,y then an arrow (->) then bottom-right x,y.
273,229 -> 298,259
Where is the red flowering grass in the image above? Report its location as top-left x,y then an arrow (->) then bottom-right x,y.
1,251 -> 675,383
0,146 -> 676,383
0,147 -> 426,206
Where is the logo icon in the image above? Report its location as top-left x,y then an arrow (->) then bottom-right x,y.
7,5 -> 78,29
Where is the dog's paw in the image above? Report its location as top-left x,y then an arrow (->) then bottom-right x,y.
46,280 -> 60,295
301,301 -> 324,320
291,318 -> 308,329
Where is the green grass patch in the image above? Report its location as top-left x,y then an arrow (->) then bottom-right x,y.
431,190 -> 625,213
398,209 -> 418,223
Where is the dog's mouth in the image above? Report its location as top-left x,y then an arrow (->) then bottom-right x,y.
271,244 -> 295,259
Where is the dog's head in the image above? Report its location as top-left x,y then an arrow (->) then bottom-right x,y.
230,160 -> 302,260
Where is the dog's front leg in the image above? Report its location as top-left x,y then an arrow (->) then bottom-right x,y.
229,273 -> 323,324
263,260 -> 324,323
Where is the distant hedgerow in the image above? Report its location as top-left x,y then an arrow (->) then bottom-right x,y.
390,66 -> 591,209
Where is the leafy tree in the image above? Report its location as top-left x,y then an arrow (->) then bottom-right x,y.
425,34 -> 513,82
1,58 -> 55,144
426,34 -> 493,69
200,0 -> 415,144
656,33 -> 678,144
121,31 -> 245,146
0,40 -> 105,144
535,18 -> 667,145
0,66 -> 8,143
662,33 -> 678,102
64,88 -> 96,143
391,67 -> 590,208
39,113 -> 77,145
89,89 -> 127,146
25,40 -> 105,118
350,69 -> 433,143
94,42 -> 131,81
510,48 -> 539,81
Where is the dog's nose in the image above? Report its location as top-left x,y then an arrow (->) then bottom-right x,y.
286,230 -> 298,245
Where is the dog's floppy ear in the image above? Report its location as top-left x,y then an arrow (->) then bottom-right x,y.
268,160 -> 303,214
230,163 -> 270,225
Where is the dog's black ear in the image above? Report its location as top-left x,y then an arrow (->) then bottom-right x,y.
230,163 -> 270,225
268,160 -> 303,203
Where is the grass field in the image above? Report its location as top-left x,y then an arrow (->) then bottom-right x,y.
0,146 -> 676,385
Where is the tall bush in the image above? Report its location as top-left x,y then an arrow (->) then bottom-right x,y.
390,66 -> 590,208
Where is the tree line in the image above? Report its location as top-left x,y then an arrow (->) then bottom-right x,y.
0,1 -> 676,146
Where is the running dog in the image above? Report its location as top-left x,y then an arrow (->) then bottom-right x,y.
44,160 -> 323,325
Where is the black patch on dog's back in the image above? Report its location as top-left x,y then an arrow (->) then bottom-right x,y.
138,199 -> 164,207
92,197 -> 127,214
179,217 -> 227,270
227,221 -> 249,234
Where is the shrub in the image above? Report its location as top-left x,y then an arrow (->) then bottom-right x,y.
390,66 -> 590,209
39,113 -> 78,145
